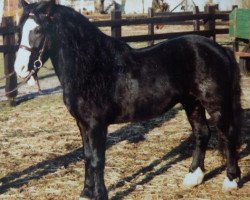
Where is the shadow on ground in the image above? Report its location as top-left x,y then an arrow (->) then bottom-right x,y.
109,109 -> 250,199
16,85 -> 62,105
0,108 -> 249,199
0,72 -> 61,103
0,108 -> 179,194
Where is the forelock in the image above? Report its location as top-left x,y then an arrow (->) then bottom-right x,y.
19,1 -> 52,26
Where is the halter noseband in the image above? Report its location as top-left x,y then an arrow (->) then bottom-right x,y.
19,37 -> 47,71
19,45 -> 33,52
19,33 -> 48,72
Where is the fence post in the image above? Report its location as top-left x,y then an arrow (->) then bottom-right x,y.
111,8 -> 121,39
148,8 -> 154,46
232,5 -> 239,52
204,5 -> 216,41
2,17 -> 17,106
193,6 -> 200,31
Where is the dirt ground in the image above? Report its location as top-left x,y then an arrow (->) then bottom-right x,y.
0,24 -> 249,200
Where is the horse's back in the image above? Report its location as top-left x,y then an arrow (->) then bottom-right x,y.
112,35 -> 238,123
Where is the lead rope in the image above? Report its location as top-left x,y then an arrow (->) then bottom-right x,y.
1,36 -> 48,98
0,70 -> 36,98
0,71 -> 16,81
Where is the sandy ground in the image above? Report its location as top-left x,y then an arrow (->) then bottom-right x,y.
0,76 -> 249,200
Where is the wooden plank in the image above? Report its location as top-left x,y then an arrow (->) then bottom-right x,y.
93,13 -> 229,27
121,29 -> 228,43
204,5 -> 216,41
154,11 -> 230,17
235,51 -> 250,57
111,10 -> 121,38
229,8 -> 250,40
236,9 -> 250,40
193,6 -> 200,31
0,26 -> 19,35
154,11 -> 193,16
2,17 -> 18,103
215,28 -> 229,34
0,45 -> 18,53
148,8 -> 154,46
229,8 -> 237,37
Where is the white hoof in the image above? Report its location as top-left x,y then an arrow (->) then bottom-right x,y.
223,177 -> 238,191
79,197 -> 91,200
183,167 -> 204,188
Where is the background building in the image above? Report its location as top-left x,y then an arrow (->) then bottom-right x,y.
0,0 -> 246,24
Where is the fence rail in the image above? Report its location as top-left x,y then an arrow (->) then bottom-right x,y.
93,13 -> 229,27
0,5 -> 235,104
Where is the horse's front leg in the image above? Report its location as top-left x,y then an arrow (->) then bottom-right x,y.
78,121 -> 108,200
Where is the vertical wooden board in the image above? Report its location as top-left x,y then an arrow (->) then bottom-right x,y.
230,9 -> 250,39
229,8 -> 237,37
111,10 -> 121,39
148,8 -> 154,46
2,17 -> 18,99
236,9 -> 250,39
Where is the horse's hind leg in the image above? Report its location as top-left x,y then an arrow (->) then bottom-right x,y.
203,100 -> 241,190
181,97 -> 211,187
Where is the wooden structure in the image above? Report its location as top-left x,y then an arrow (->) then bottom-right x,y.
0,17 -> 18,105
230,8 -> 250,40
94,5 -> 229,43
229,8 -> 250,74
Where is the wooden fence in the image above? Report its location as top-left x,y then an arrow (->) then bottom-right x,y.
92,5 -> 233,45
0,5 -> 234,104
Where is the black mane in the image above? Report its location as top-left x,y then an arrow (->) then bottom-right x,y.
50,5 -> 132,78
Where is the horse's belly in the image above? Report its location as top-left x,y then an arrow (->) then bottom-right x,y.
114,91 -> 177,123
113,74 -> 179,123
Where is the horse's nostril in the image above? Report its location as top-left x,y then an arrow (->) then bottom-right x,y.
21,66 -> 26,71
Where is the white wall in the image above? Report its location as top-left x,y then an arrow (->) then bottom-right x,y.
214,0 -> 242,10
58,0 -> 244,14
125,0 -> 152,14
124,0 -> 243,13
82,0 -> 95,12
0,0 -> 3,24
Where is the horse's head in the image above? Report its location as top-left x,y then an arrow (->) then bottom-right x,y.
14,0 -> 56,85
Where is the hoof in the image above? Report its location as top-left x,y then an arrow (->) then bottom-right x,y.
223,177 -> 238,191
80,188 -> 92,200
183,167 -> 204,188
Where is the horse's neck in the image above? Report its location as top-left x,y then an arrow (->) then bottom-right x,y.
49,18 -> 129,88
49,34 -> 101,87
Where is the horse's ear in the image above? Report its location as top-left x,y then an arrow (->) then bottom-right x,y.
20,0 -> 29,9
46,0 -> 56,15
49,0 -> 56,5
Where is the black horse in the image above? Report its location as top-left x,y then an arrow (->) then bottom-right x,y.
14,0 -> 242,199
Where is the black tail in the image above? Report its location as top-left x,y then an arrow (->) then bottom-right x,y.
226,48 -> 242,147
217,48 -> 242,157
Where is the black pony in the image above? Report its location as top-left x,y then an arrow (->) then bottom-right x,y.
14,0 -> 242,199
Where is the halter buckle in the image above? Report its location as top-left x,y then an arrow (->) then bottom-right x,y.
34,59 -> 43,70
